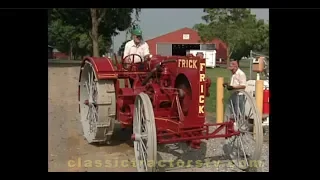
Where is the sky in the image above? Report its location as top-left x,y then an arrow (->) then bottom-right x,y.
112,9 -> 269,51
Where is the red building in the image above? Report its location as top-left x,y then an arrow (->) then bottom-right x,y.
146,27 -> 227,61
53,48 -> 69,59
48,45 -> 54,59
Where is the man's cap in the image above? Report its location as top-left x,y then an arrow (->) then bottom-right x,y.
132,28 -> 142,36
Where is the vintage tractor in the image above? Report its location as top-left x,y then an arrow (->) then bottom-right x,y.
78,54 -> 263,172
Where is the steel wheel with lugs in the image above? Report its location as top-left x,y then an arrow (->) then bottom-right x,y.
79,61 -> 116,144
132,92 -> 157,172
223,90 -> 263,171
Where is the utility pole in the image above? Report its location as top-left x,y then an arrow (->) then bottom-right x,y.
249,50 -> 253,80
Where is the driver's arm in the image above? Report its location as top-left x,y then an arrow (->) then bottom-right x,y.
143,43 -> 150,60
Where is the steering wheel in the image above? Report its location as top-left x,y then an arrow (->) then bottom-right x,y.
122,54 -> 144,71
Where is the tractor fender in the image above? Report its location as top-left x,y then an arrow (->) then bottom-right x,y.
79,57 -> 118,80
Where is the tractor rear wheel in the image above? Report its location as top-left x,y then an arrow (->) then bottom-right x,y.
132,92 -> 157,172
223,90 -> 263,171
79,61 -> 116,144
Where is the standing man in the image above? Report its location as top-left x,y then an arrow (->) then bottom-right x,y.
123,27 -> 151,64
223,60 -> 247,116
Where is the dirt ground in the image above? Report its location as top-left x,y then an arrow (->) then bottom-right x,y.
48,64 -> 269,172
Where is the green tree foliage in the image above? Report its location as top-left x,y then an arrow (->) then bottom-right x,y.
48,21 -> 112,60
72,33 -> 91,59
194,8 -> 269,64
50,8 -> 141,57
125,20 -> 140,41
74,34 -> 112,58
252,20 -> 269,56
48,19 -> 79,60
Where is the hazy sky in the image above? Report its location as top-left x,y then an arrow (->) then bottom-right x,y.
113,9 -> 269,51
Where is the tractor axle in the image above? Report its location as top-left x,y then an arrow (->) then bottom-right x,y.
84,99 -> 95,106
131,133 -> 147,141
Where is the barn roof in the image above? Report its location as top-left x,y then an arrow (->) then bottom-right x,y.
53,48 -> 60,53
146,27 -> 196,42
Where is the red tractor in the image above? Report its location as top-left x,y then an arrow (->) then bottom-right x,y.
78,54 -> 263,172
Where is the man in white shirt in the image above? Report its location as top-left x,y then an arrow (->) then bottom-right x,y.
123,27 -> 151,87
123,27 -> 151,65
223,60 -> 247,117
224,60 -> 247,90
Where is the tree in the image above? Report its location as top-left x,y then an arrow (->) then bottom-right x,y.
118,40 -> 131,56
252,20 -> 269,55
48,19 -> 81,60
72,33 -> 92,59
231,41 -> 252,60
50,8 -> 141,57
194,8 -> 258,65
125,20 -> 140,41
74,34 -> 112,58
49,19 -> 113,59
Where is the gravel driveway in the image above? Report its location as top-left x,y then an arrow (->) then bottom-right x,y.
48,64 -> 269,172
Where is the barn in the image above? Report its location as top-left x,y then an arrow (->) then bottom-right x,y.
146,27 -> 227,61
48,45 -> 54,59
53,48 -> 69,59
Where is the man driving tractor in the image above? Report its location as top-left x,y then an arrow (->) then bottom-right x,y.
123,27 -> 151,65
123,26 -> 151,87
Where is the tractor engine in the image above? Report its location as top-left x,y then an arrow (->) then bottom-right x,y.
146,56 -> 211,125
148,58 -> 173,88
116,55 -> 211,129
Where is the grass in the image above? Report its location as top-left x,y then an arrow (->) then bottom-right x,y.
205,68 -> 231,113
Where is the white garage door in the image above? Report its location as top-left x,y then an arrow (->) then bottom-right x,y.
156,43 -> 172,56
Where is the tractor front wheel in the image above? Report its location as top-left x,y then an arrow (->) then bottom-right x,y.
223,90 -> 263,171
132,92 -> 157,172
